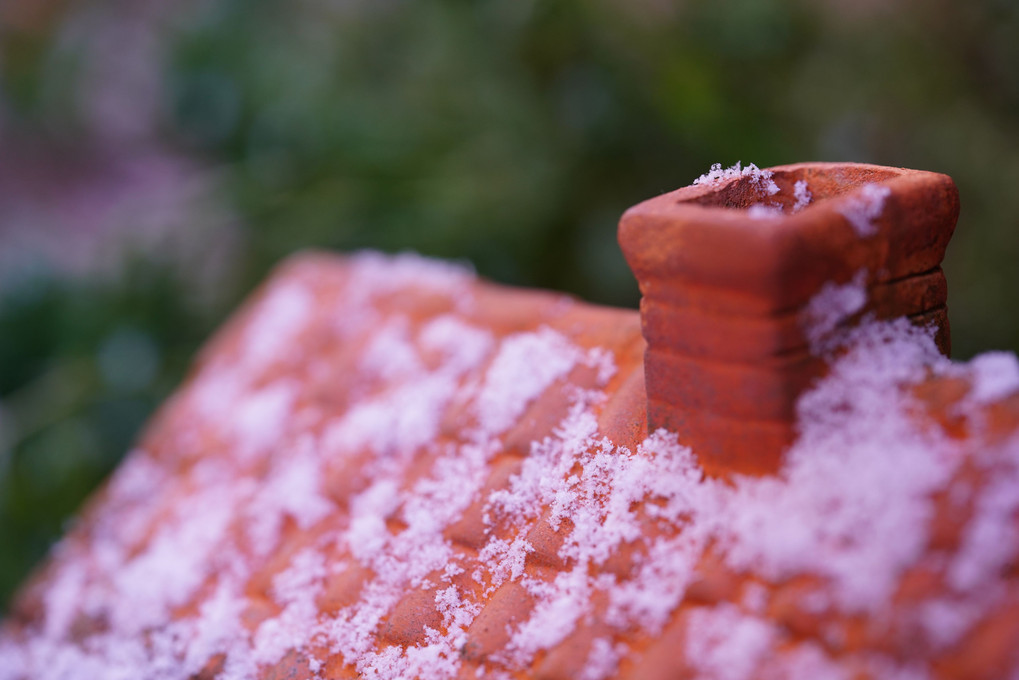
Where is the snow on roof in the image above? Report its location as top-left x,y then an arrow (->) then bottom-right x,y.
3,250 -> 1019,680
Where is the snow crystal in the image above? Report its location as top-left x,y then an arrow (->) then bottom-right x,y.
792,179 -> 812,212
478,536 -> 534,590
475,327 -> 582,435
0,639 -> 23,680
507,569 -> 591,663
109,478 -> 241,634
579,637 -> 625,680
42,563 -> 86,640
747,203 -> 784,220
741,582 -> 768,614
346,480 -> 401,561
231,381 -> 297,462
801,270 -> 868,352
251,550 -> 328,668
106,449 -> 166,502
837,183 -> 891,237
717,320 -> 953,610
918,597 -> 984,648
245,436 -> 334,555
966,351 -> 1019,404
348,251 -> 475,305
325,373 -> 458,459
242,281 -> 314,371
685,605 -> 776,680
606,530 -> 703,631
360,317 -> 424,381
693,162 -> 781,197
946,456 -> 1019,592
419,315 -> 494,375
182,582 -> 246,676
324,316 -> 493,459
766,642 -> 848,680
358,638 -> 462,680
435,585 -> 481,631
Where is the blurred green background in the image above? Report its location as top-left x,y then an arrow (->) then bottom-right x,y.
1,0 -> 1018,610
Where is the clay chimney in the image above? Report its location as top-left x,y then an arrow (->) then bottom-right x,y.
618,162 -> 959,477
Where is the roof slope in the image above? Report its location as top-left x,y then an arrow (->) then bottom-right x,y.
3,250 -> 1019,680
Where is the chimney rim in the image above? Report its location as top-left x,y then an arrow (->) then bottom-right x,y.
621,161 -> 956,229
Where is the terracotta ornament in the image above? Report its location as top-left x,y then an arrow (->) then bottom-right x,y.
5,162 -> 1019,680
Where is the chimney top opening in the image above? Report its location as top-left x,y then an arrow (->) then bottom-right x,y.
686,165 -> 902,216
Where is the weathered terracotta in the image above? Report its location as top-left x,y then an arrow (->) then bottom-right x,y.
619,162 -> 959,476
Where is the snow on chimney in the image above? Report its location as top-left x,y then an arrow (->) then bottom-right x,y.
618,162 -> 959,477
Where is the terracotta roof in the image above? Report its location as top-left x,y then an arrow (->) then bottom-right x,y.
3,163 -> 1019,680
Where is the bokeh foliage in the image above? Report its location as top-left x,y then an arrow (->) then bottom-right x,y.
2,0 -> 1018,609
